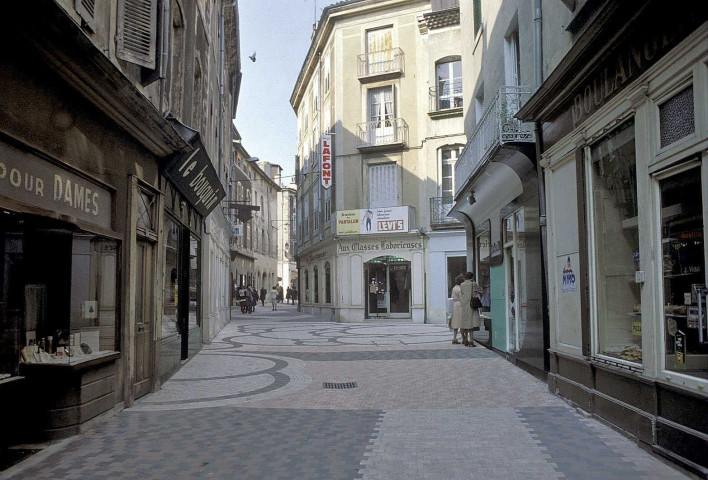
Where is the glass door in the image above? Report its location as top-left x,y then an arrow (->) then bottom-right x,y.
367,260 -> 387,318
366,257 -> 411,318
388,261 -> 410,316
368,86 -> 394,144
504,211 -> 526,352
659,163 -> 707,379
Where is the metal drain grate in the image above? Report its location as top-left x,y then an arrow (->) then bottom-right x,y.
323,382 -> 358,389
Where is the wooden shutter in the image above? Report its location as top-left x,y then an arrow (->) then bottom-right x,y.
117,0 -> 158,69
75,0 -> 96,31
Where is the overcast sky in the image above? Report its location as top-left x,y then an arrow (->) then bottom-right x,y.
235,0 -> 329,182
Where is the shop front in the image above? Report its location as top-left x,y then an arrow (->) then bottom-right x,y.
517,2 -> 708,472
450,152 -> 547,376
159,136 -> 223,383
334,235 -> 426,323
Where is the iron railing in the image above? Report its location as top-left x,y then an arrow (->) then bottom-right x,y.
429,80 -> 463,113
430,196 -> 460,226
454,86 -> 534,194
357,48 -> 404,78
356,117 -> 408,149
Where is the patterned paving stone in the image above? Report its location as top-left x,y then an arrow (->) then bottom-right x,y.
3,308 -> 693,480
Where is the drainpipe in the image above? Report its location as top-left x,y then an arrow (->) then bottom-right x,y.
533,0 -> 551,372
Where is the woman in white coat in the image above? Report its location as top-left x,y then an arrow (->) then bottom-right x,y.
449,274 -> 465,344
268,286 -> 279,311
459,272 -> 483,347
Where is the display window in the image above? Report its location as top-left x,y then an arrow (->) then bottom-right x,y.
586,119 -> 642,364
0,210 -> 119,377
504,210 -> 526,353
162,216 -> 180,337
658,162 -> 707,380
475,226 -> 491,315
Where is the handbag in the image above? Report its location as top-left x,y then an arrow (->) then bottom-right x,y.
470,295 -> 483,309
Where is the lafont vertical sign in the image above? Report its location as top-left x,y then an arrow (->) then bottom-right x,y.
320,134 -> 332,190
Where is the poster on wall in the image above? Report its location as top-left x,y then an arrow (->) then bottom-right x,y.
561,256 -> 577,293
336,207 -> 409,236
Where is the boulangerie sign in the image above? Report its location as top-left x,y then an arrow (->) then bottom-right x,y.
320,134 -> 332,189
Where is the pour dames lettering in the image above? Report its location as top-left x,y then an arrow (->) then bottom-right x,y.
0,162 -> 99,216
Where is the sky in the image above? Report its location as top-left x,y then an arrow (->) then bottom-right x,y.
235,0 -> 330,183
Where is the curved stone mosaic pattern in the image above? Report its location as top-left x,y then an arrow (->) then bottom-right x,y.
5,308 -> 692,480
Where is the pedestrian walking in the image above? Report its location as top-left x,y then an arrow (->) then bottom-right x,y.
276,284 -> 283,303
260,287 -> 267,306
245,285 -> 254,314
237,285 -> 248,314
268,285 -> 279,311
449,274 -> 465,344
459,272 -> 483,347
292,287 -> 298,304
286,287 -> 292,304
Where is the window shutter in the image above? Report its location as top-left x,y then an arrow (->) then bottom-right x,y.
369,163 -> 398,208
75,0 -> 96,31
117,0 -> 158,69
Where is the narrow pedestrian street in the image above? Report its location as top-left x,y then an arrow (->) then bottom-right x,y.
2,306 -> 692,480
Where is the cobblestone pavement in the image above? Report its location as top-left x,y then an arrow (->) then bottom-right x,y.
3,305 -> 694,480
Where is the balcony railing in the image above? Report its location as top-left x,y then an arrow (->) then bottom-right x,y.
430,196 -> 460,227
429,80 -> 463,114
454,86 -> 535,194
357,48 -> 404,80
356,118 -> 408,150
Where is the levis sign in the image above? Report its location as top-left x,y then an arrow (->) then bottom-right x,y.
320,134 -> 332,190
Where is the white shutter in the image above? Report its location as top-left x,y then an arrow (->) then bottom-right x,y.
117,0 -> 158,69
369,163 -> 398,208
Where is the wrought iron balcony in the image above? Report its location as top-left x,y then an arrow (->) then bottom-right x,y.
356,118 -> 408,150
430,196 -> 461,227
357,48 -> 404,81
454,86 -> 535,194
429,80 -> 463,117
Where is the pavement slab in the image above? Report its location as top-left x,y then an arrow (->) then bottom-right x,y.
1,304 -> 695,480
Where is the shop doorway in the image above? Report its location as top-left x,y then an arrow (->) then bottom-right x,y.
365,256 -> 410,319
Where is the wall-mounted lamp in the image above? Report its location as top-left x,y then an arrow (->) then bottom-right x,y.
467,192 -> 476,205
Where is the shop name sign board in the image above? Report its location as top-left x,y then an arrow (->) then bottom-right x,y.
568,13 -> 704,128
337,238 -> 423,254
320,134 -> 332,189
336,206 -> 409,236
163,138 -> 225,217
0,142 -> 112,230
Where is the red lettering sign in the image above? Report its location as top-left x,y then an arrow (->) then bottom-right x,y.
320,134 -> 333,190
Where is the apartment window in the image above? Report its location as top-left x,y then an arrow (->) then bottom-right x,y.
440,146 -> 462,199
367,86 -> 396,144
304,113 -> 308,132
117,0 -> 158,68
313,72 -> 320,112
323,53 -> 331,95
369,163 -> 398,208
473,0 -> 482,37
297,204 -> 302,241
313,186 -> 321,232
324,188 -> 332,223
323,102 -> 331,133
504,30 -> 520,86
474,86 -> 484,124
304,196 -> 310,238
366,27 -> 393,75
436,59 -> 462,110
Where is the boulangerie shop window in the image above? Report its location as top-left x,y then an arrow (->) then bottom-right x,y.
586,119 -> 642,364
